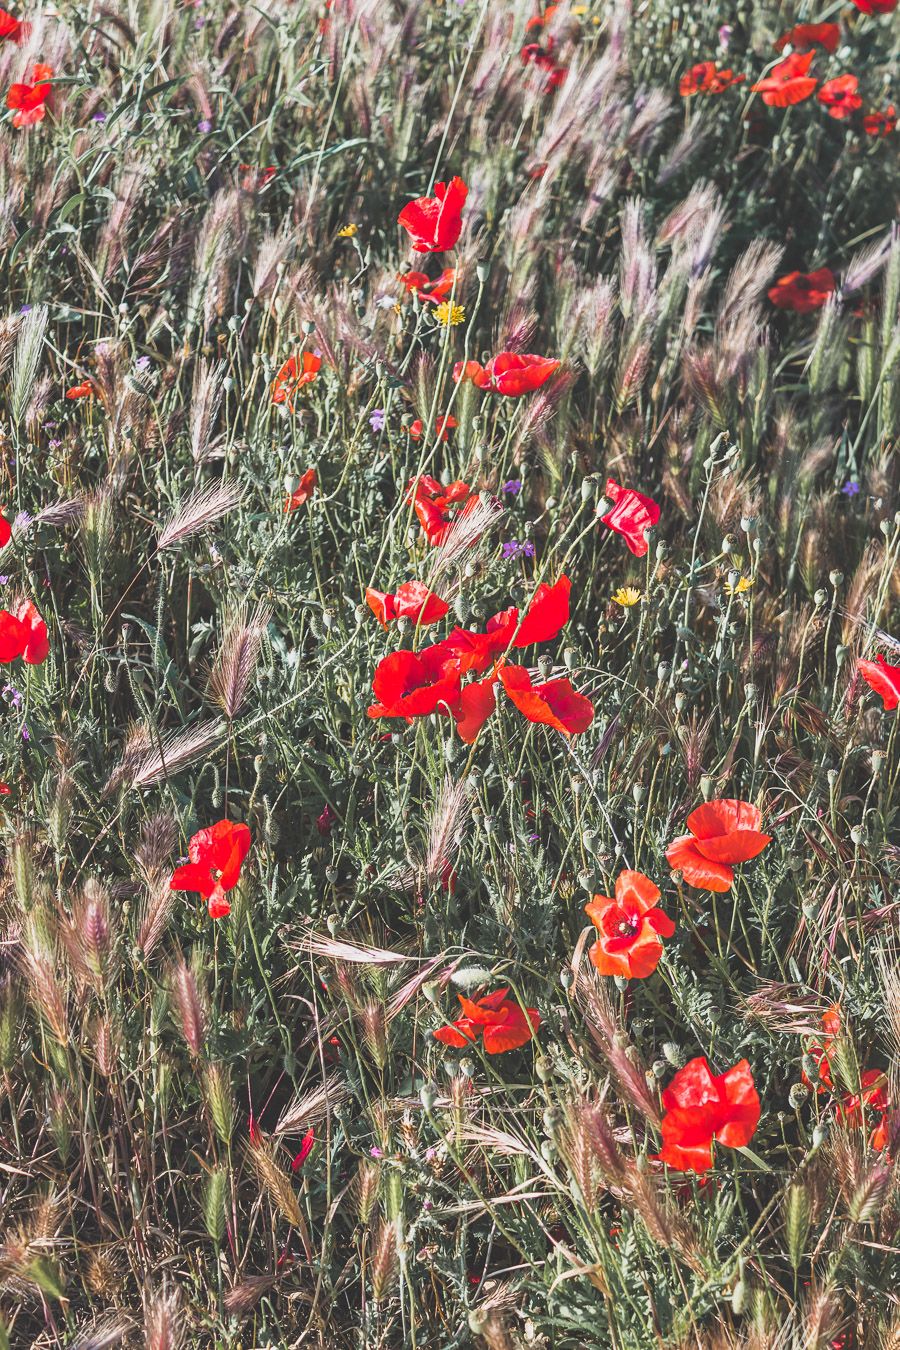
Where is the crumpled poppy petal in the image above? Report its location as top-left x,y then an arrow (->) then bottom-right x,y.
665,835 -> 734,892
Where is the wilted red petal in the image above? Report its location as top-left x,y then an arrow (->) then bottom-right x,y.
858,656 -> 900,711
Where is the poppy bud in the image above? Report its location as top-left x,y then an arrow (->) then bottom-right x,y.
422,981 -> 440,1004
674,693 -> 686,713
325,865 -> 338,882
545,497 -> 557,511
582,829 -> 597,853
744,683 -> 757,704
652,1059 -> 668,1079
580,479 -> 594,504
302,320 -> 316,335
700,774 -> 715,800
543,1106 -> 564,1135
419,1082 -> 438,1112
453,594 -> 470,622
657,661 -> 670,681
476,262 -> 489,283
562,647 -> 577,669
871,751 -> 883,776
540,1140 -> 556,1162
535,1057 -> 552,1083
835,645 -> 848,665
740,516 -> 755,534
850,827 -> 865,846
813,589 -> 827,607
482,815 -> 494,835
731,1279 -> 747,1316
721,535 -> 733,554
812,1123 -> 827,1148
614,975 -> 628,992
595,498 -> 610,518
578,868 -> 595,892
788,1082 -> 809,1109
662,1042 -> 681,1066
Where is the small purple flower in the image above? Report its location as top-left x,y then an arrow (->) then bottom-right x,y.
14,511 -> 32,530
198,119 -> 213,133
842,480 -> 860,496
501,539 -> 535,561
369,409 -> 385,432
92,111 -> 107,123
3,685 -> 22,709
19,304 -> 32,315
20,724 -> 29,742
135,355 -> 152,372
502,479 -> 522,496
369,1146 -> 384,1159
0,577 -> 8,587
718,23 -> 733,49
48,438 -> 62,449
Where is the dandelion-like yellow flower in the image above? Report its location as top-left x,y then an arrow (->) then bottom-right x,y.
724,575 -> 754,596
435,302 -> 466,328
611,586 -> 641,607
338,224 -> 358,238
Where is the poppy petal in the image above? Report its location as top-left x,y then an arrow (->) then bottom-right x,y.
665,835 -> 734,892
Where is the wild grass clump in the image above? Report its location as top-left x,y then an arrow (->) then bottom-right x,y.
0,0 -> 899,1345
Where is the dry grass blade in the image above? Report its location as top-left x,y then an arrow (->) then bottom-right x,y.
275,1073 -> 350,1135
157,481 -> 244,552
107,720 -> 225,791
207,601 -> 272,719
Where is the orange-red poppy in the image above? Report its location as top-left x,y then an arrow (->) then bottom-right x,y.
365,579 -> 449,628
863,105 -> 897,136
65,380 -> 94,400
367,648 -> 462,723
666,799 -> 772,892
408,413 -> 457,442
774,23 -> 840,53
454,352 -> 560,396
6,62 -> 52,127
850,0 -> 896,12
434,988 -> 540,1054
858,654 -> 900,710
399,267 -> 457,303
498,663 -> 593,736
284,467 -> 317,513
407,475 -> 475,546
169,819 -> 252,919
679,62 -> 744,96
768,268 -> 836,312
586,871 -> 675,979
752,52 -> 817,107
656,1056 -> 760,1172
271,352 -> 321,411
0,600 -> 49,665
601,479 -> 660,557
0,8 -> 27,40
818,74 -> 862,120
0,508 -> 10,548
398,177 -> 467,254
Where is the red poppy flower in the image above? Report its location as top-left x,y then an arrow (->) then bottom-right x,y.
0,509 -> 10,548
316,803 -> 336,836
170,819 -> 252,919
365,579 -> 449,628
433,987 -> 540,1054
284,467 -> 317,513
0,600 -> 49,665
271,352 -> 322,411
239,164 -> 277,192
65,381 -> 94,400
399,268 -> 457,303
398,176 -> 467,254
818,74 -> 862,119
802,1004 -> 842,1091
767,268 -> 836,312
850,0 -> 896,12
858,655 -> 900,710
291,1127 -> 315,1171
408,413 -> 457,442
498,664 -> 594,736
666,799 -> 772,893
585,871 -> 675,980
752,52 -> 817,107
440,576 -> 572,675
0,783 -> 9,795
520,39 -> 567,92
367,648 -> 461,723
0,9 -> 27,40
452,674 -> 500,743
656,1057 -> 761,1172
775,23 -> 841,53
525,3 -> 558,30
600,479 -> 660,557
408,475 -> 475,546
679,62 -> 744,96
863,105 -> 897,136
453,352 -> 561,397
7,62 -> 52,127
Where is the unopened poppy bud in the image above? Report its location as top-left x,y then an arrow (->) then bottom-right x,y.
731,1279 -> 747,1316
652,1059 -> 668,1079
788,1082 -> 809,1109
582,829 -> 597,853
540,1139 -> 556,1162
662,1042 -> 681,1066
562,647 -> 576,669
396,615 -> 411,636
614,975 -> 628,993
655,541 -> 667,560
482,815 -> 494,835
596,498 -> 610,518
476,261 -> 490,283
674,692 -> 686,713
302,320 -> 316,335
580,479 -> 594,504
727,569 -> 740,590
543,1106 -> 564,1136
829,570 -> 843,588
535,1057 -> 552,1083
578,868 -> 595,893
354,604 -> 367,625
801,1053 -> 819,1080
545,496 -> 557,511
740,516 -> 755,534
721,535 -> 733,554
454,594 -> 470,622
657,661 -> 670,681
223,376 -> 234,393
321,610 -> 334,631
538,654 -> 553,679
871,751 -> 883,776
560,967 -> 574,990
632,784 -> 645,805
700,774 -> 715,800
419,1082 -> 438,1112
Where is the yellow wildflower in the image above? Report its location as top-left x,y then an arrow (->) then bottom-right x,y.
434,302 -> 466,328
337,224 -> 358,238
611,586 -> 641,607
724,575 -> 754,596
